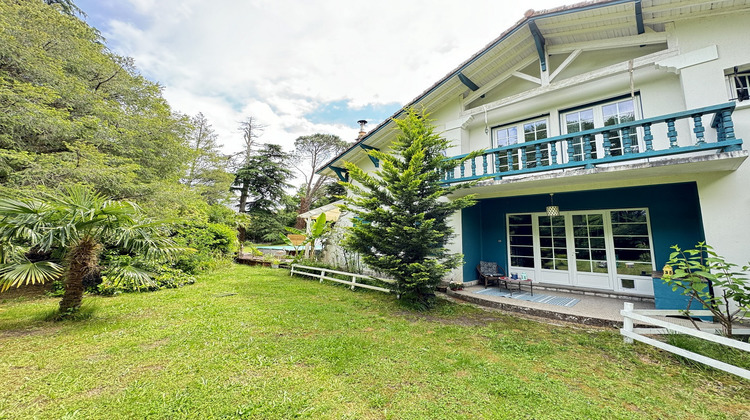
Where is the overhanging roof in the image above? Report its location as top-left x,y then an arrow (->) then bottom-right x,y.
298,200 -> 344,222
318,0 -> 750,177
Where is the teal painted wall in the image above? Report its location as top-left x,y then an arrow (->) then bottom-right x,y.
461,203 -> 484,282
461,182 -> 705,282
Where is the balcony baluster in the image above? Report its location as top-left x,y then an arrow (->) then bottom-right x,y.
535,144 -> 542,167
583,135 -> 594,169
602,131 -> 611,157
550,142 -> 558,165
622,127 -> 632,154
441,102 -> 741,185
567,138 -> 576,163
667,118 -> 678,148
643,123 -> 653,151
692,113 -> 705,145
507,149 -> 514,171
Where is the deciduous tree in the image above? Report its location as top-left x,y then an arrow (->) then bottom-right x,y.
291,133 -> 349,229
182,113 -> 233,204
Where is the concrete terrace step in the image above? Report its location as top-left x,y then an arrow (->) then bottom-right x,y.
447,285 -> 655,328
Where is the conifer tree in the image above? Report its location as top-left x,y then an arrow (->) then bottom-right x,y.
341,108 -> 478,308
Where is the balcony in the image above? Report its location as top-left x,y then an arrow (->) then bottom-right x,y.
443,103 -> 744,185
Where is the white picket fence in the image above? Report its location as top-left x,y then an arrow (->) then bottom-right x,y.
620,302 -> 750,380
290,264 -> 399,298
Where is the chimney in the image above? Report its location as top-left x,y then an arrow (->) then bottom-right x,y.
357,120 -> 367,139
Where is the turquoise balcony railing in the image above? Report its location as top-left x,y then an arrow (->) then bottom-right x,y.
443,102 -> 743,184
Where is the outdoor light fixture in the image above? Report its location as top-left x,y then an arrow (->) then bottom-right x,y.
546,193 -> 559,216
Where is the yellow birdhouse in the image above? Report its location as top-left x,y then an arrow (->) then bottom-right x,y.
662,264 -> 674,276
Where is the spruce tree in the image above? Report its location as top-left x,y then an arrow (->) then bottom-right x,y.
342,108 -> 478,308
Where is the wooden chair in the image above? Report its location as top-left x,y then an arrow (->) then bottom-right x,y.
476,261 -> 506,288
477,261 -> 534,295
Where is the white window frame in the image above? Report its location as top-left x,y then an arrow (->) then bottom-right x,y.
505,207 -> 656,295
490,116 -> 550,171
560,95 -> 642,162
725,65 -> 750,102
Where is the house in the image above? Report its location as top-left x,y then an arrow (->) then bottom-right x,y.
317,0 -> 750,303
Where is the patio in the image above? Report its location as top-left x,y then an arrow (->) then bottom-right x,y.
447,284 -> 656,328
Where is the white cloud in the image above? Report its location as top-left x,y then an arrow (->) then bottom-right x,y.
86,0 -> 566,156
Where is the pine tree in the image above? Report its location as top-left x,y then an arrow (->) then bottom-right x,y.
342,108 -> 478,308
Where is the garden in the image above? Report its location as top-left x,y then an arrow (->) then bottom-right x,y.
1,264 -> 749,419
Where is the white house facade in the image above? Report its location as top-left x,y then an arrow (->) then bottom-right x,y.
319,0 -> 750,303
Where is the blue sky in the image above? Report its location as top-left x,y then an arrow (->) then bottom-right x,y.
73,0 -> 565,155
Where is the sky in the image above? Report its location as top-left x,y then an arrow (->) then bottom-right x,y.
74,0 -> 568,156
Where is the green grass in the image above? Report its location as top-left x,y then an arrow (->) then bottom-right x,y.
0,264 -> 748,419
666,333 -> 750,370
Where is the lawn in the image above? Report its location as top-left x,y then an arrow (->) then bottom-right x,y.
0,264 -> 748,419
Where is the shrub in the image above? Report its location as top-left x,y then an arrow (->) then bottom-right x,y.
662,242 -> 750,337
169,221 -> 238,273
97,263 -> 196,295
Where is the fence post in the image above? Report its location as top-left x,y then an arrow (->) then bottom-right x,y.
623,302 -> 634,344
351,276 -> 357,291
320,269 -> 326,283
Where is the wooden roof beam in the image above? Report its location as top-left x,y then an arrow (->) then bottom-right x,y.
528,20 -> 547,72
463,55 -> 538,104
546,30 -> 667,55
463,48 -> 678,118
549,49 -> 582,83
535,7 -> 635,31
635,0 -> 645,34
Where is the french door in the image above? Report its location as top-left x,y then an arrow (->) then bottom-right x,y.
570,212 -> 612,290
506,209 -> 655,295
562,96 -> 640,162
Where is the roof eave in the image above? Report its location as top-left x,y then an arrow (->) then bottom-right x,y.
317,0 -> 640,176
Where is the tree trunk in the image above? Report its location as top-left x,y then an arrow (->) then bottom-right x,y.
237,225 -> 246,256
294,197 -> 311,230
238,183 -> 249,213
59,236 -> 102,314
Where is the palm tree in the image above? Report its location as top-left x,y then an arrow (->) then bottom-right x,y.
0,186 -> 178,314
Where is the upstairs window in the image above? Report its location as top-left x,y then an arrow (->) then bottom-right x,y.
561,95 -> 640,161
491,117 -> 549,171
726,66 -> 750,102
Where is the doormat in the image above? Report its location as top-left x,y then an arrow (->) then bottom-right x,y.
474,288 -> 580,307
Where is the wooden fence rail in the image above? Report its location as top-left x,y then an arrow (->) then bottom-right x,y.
290,264 -> 399,298
621,302 -> 750,380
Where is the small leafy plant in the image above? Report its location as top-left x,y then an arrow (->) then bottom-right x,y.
448,281 -> 464,291
662,242 -> 750,337
281,212 -> 331,263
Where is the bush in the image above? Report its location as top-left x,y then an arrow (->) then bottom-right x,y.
97,263 -> 196,295
170,221 -> 238,273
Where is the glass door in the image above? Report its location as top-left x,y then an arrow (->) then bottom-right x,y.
506,209 -> 655,295
536,215 -> 570,284
571,213 -> 612,289
602,99 -> 637,155
561,96 -> 641,162
564,108 -> 595,162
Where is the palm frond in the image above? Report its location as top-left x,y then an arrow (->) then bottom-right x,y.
103,264 -> 156,290
0,261 -> 63,292
0,197 -> 50,215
